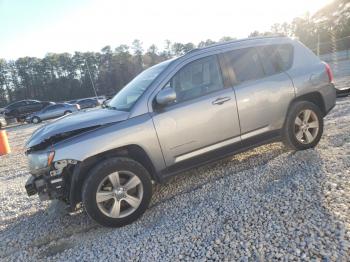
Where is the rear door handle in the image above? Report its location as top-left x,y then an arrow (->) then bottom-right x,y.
212,97 -> 231,105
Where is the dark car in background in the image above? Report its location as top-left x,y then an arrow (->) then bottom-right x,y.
26,103 -> 80,124
336,86 -> 350,97
77,98 -> 99,109
4,100 -> 55,121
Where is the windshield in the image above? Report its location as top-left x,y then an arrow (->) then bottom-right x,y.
108,60 -> 172,111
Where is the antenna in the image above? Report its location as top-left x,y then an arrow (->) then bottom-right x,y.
85,59 -> 98,100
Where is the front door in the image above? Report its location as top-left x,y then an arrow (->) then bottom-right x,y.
152,55 -> 241,167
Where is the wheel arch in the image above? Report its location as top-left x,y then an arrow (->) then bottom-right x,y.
282,91 -> 326,134
289,92 -> 326,116
68,144 -> 159,209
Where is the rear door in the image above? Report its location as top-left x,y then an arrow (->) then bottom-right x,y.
51,104 -> 65,117
15,101 -> 27,114
220,45 -> 295,139
40,105 -> 60,119
152,55 -> 241,166
39,106 -> 54,119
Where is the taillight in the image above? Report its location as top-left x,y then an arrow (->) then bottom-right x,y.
76,104 -> 80,110
323,62 -> 334,83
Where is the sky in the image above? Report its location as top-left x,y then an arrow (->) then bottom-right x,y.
0,0 -> 333,60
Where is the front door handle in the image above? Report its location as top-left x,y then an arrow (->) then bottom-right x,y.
212,97 -> 231,105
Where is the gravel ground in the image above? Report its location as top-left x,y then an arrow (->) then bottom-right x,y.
1,78 -> 350,261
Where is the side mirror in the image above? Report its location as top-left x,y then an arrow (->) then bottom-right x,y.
156,87 -> 176,106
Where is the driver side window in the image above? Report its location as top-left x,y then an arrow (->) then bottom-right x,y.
167,55 -> 224,103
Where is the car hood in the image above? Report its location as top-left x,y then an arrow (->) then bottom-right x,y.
26,109 -> 129,149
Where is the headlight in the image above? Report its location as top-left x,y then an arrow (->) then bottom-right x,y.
28,151 -> 55,174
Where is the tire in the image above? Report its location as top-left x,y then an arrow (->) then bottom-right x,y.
82,157 -> 153,227
64,111 -> 72,115
283,101 -> 323,150
16,117 -> 25,123
32,116 -> 41,124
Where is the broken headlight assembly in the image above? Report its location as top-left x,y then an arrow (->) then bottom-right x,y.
27,151 -> 55,175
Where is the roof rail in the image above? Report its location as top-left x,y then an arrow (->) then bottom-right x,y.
185,34 -> 288,55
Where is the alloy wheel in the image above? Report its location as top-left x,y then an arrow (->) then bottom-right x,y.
294,109 -> 319,144
96,171 -> 143,218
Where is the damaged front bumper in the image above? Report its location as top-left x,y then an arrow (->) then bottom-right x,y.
25,159 -> 78,202
25,172 -> 66,201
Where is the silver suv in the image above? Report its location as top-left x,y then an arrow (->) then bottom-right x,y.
25,36 -> 336,227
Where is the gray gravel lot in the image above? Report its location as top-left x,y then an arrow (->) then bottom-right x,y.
1,78 -> 349,261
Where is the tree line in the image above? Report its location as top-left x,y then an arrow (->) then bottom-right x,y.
0,0 -> 349,107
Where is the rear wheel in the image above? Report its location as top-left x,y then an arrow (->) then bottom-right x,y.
283,101 -> 323,150
31,116 -> 41,124
82,157 -> 152,227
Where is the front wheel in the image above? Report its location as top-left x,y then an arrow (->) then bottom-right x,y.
283,101 -> 324,150
82,157 -> 153,227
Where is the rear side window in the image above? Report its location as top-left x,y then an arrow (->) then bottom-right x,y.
44,105 -> 62,111
223,48 -> 265,83
43,106 -> 53,112
256,46 -> 277,76
257,44 -> 294,75
276,44 -> 293,71
6,103 -> 18,110
15,101 -> 27,107
82,99 -> 93,103
26,100 -> 39,105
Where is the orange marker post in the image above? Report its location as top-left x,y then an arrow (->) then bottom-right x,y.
0,130 -> 11,155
